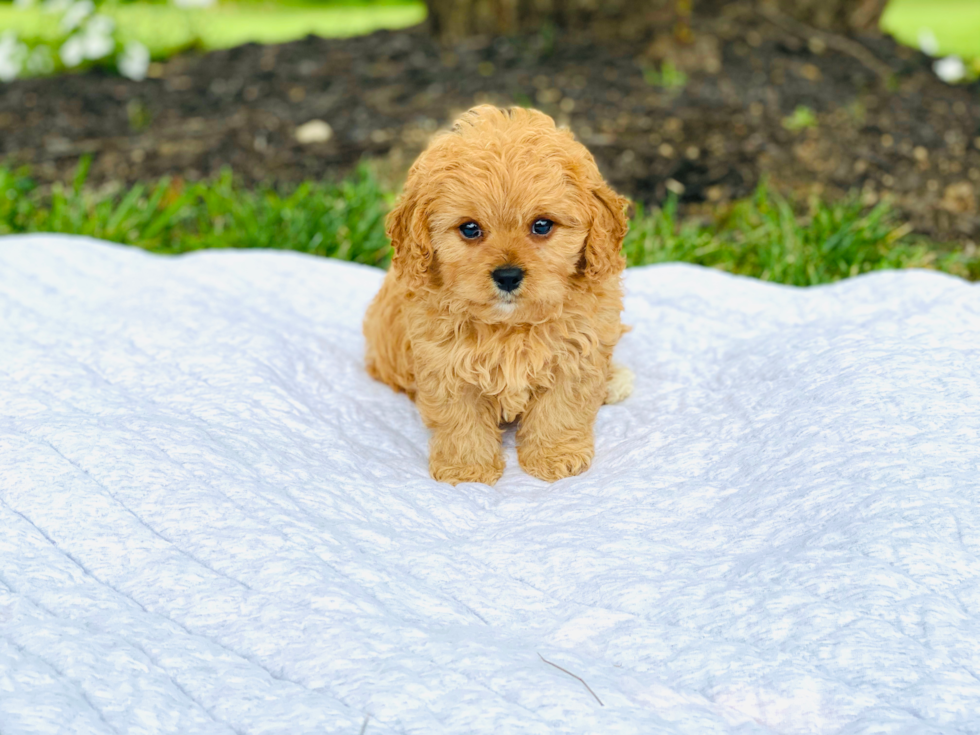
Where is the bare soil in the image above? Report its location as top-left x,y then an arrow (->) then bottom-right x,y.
1,6 -> 977,241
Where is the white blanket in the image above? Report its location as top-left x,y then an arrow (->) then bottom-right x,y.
1,234 -> 979,735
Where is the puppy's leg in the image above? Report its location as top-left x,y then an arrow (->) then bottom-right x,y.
417,380 -> 504,486
364,275 -> 415,395
518,366 -> 605,482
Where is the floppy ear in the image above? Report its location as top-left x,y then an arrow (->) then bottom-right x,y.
386,183 -> 433,290
582,183 -> 630,280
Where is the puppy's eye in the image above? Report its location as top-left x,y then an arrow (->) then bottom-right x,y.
532,218 -> 554,236
459,222 -> 482,240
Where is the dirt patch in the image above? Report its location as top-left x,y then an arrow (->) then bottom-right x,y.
1,6 -> 978,241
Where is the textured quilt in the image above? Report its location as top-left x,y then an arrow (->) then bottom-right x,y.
1,234 -> 979,734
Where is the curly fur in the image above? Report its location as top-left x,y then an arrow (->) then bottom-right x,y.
364,105 -> 632,485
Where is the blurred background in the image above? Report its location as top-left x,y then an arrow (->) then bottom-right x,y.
1,0 -> 978,284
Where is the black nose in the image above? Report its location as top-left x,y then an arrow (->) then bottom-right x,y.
492,266 -> 524,293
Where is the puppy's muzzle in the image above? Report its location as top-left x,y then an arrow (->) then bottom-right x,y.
492,265 -> 524,293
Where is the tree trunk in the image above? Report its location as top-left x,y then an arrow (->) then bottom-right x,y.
766,0 -> 889,33
425,0 -> 675,41
425,0 -> 891,42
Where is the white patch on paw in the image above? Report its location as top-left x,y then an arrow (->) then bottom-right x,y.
605,361 -> 634,404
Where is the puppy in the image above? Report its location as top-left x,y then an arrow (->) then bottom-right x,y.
364,105 -> 632,485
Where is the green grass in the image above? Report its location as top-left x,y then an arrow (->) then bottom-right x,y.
642,61 -> 688,91
0,161 -> 394,266
782,106 -> 818,133
0,1 -> 427,58
882,0 -> 980,60
625,188 -> 977,285
1,162 -> 976,286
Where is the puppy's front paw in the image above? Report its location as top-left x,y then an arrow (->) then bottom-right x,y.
430,455 -> 504,486
518,443 -> 593,482
429,426 -> 505,486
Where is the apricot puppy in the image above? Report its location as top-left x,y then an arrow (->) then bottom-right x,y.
364,105 -> 632,485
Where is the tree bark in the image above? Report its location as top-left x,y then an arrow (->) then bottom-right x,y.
425,0 -> 891,42
425,0 -> 675,40
765,0 -> 889,33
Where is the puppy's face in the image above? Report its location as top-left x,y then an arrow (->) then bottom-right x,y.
388,106 -> 628,322
426,149 -> 590,320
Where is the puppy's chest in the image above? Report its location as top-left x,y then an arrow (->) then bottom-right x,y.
495,382 -> 534,424
463,331 -> 560,422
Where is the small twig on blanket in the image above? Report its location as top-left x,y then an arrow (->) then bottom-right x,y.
755,6 -> 894,83
359,714 -> 370,735
537,653 -> 604,707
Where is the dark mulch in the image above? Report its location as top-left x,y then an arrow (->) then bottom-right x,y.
1,6 -> 978,241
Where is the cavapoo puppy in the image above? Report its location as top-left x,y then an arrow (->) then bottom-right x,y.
364,105 -> 632,485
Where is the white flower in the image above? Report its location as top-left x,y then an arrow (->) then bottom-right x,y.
934,55 -> 967,84
917,28 -> 939,57
80,14 -> 116,60
118,40 -> 149,81
171,0 -> 216,7
59,34 -> 85,67
24,44 -> 56,76
85,13 -> 115,37
59,0 -> 94,33
43,0 -> 74,12
0,31 -> 28,82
